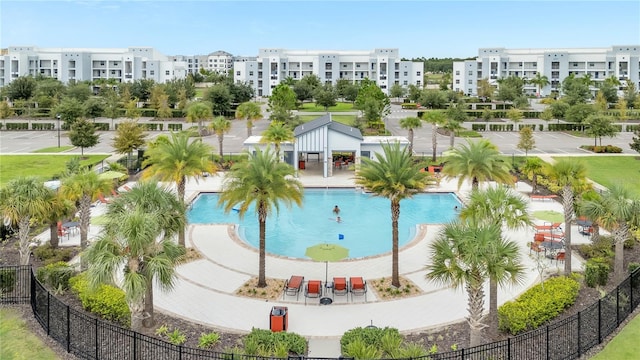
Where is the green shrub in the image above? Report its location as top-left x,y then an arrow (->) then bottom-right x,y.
242,328 -> 307,355
628,262 -> 640,274
36,261 -> 76,291
0,268 -> 17,294
168,329 -> 186,345
340,326 -> 402,357
344,338 -> 382,359
498,276 -> 580,335
579,236 -> 614,260
32,243 -> 75,265
580,145 -> 623,153
198,332 -> 220,348
69,273 -> 130,326
585,258 -> 610,287
401,103 -> 419,109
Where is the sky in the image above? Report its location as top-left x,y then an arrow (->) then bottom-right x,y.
1,0 -> 639,59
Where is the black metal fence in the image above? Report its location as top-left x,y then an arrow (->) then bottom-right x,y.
2,265 -> 639,360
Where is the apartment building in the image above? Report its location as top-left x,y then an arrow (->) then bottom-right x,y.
0,46 -> 187,87
233,48 -> 423,97
452,45 -> 640,97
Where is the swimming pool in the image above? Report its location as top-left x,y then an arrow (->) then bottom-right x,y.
188,189 -> 460,259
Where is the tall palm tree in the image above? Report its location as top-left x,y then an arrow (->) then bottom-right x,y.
426,221 -> 519,346
185,101 -> 212,136
545,159 -> 589,275
442,118 -> 464,148
260,122 -> 294,162
218,147 -> 303,287
209,116 -> 231,161
399,116 -> 422,156
60,169 -> 112,269
355,142 -> 431,287
521,157 -> 545,194
85,182 -> 186,331
0,177 -> 51,265
143,131 -> 216,246
442,139 -> 514,190
421,110 -> 447,162
529,73 -> 549,97
459,187 -> 530,337
581,184 -> 640,282
235,101 -> 263,137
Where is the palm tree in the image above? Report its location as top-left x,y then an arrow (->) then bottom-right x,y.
185,101 -> 212,136
426,221 -> 519,346
421,110 -> 447,162
355,142 -> 432,287
260,122 -> 294,162
209,116 -> 231,161
458,187 -> 530,337
529,73 -> 549,97
442,118 -> 464,148
545,159 -> 589,275
0,177 -> 51,265
44,190 -> 75,249
60,169 -> 112,269
143,131 -> 216,246
85,181 -> 186,331
521,157 -> 545,194
218,147 -> 303,287
235,101 -> 263,137
581,184 -> 640,282
399,116 -> 422,156
442,139 -> 514,190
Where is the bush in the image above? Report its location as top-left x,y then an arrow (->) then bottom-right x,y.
498,276 -> 580,335
32,243 -> 75,265
579,236 -> 614,260
36,261 -> 76,291
580,145 -> 623,153
198,332 -> 221,349
401,103 -> 419,109
585,258 -> 610,287
341,326 -> 402,357
69,273 -> 130,326
242,328 -> 307,355
31,122 -> 55,130
628,262 -> 640,274
0,268 -> 17,294
5,123 -> 29,130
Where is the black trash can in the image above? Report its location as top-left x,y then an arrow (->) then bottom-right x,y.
270,306 -> 288,332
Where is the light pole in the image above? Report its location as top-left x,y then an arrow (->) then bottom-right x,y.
56,114 -> 61,148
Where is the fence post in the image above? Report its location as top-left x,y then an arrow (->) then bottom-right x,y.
598,299 -> 602,343
46,292 -> 50,335
95,318 -> 99,360
577,311 -> 581,357
66,305 -> 71,353
546,325 -> 550,359
616,286 -> 621,326
507,337 -> 511,360
30,269 -> 36,313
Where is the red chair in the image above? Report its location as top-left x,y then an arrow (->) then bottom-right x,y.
333,277 -> 348,298
304,280 -> 323,305
98,193 -> 111,204
555,251 -> 566,265
57,221 -> 69,241
349,277 -> 367,302
283,275 -> 304,300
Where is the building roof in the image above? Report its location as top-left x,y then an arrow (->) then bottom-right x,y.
294,114 -> 363,140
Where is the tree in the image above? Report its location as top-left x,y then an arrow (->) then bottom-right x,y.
268,83 -> 297,113
517,126 -> 535,156
68,119 -> 99,156
584,114 -> 617,146
616,99 -> 628,120
149,84 -> 166,109
218,147 -> 303,287
599,77 -> 620,104
496,76 -> 525,102
389,84 -> 407,102
314,84 -> 337,111
550,101 -> 570,121
623,79 -> 638,107
581,184 -> 640,282
354,79 -> 390,124
356,142 -> 431,288
260,122 -> 294,162
44,190 -> 76,249
185,101 -> 212,136
529,73 -> 549,97
539,108 -> 553,126
545,159 -> 589,275
442,117 -> 464,148
426,221 -> 513,346
85,181 -> 186,331
112,119 -> 147,170
54,97 -> 84,128
204,84 -> 232,116
442,139 -> 513,190
83,97 -> 105,120
521,157 -> 545,194
0,100 -> 15,119
506,108 -> 524,125
562,74 -> 590,105
156,94 -> 173,119
0,177 -> 52,264
458,187 -> 530,337
130,79 -> 155,102
419,90 -> 447,109
142,131 -> 215,246
60,169 -> 112,269
293,81 -> 315,103
235,101 -> 263,137
6,76 -> 37,100
399,116 -> 422,155
565,103 -> 596,123
229,82 -> 255,104
407,84 -> 421,103
594,90 -> 608,112
209,116 -> 231,161
630,128 -> 640,154
421,110 -> 447,161
477,78 -> 494,101
66,82 -> 92,102
124,98 -> 142,119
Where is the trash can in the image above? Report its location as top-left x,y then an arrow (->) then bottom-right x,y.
298,160 -> 305,170
270,306 -> 288,332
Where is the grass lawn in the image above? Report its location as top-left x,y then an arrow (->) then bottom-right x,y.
32,146 -> 75,153
297,114 -> 357,126
194,88 -> 206,99
552,156 -> 640,196
591,313 -> 640,360
0,308 -> 61,360
298,102 -> 354,112
0,154 -> 110,187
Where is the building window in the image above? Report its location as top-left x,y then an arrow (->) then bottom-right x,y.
325,63 -> 332,70
468,71 -> 473,75
403,80 -> 408,85
237,71 -> 241,76
455,70 -> 460,75
249,71 -> 254,76
416,71 -> 421,76
468,80 -> 472,84
403,71 -> 408,76
166,70 -> 170,75
456,79 -> 460,84
150,70 -> 154,76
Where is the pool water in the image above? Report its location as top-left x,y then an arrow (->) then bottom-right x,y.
188,189 -> 460,259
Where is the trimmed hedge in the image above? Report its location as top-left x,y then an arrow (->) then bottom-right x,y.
69,273 -> 131,327
498,276 -> 580,335
5,123 -> 29,130
242,328 -> 307,355
548,123 -> 587,132
401,103 -> 419,109
31,122 -> 55,130
580,145 -> 623,153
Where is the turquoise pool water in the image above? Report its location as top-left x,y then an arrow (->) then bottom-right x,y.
188,189 -> 460,259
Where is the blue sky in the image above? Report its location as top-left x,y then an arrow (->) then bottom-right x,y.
1,0 -> 639,59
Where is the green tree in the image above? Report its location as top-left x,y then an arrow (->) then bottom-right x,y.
539,108 -> 553,126
261,122 -> 294,162
442,117 -> 464,148
599,77 -> 620,104
584,113 -> 617,146
66,82 -> 92,102
439,72 -> 452,91
6,76 -> 37,100
354,79 -> 390,124
562,74 -> 591,105
156,94 -> 173,119
209,116 -> 231,161
204,83 -> 232,115
355,142 -> 431,287
314,84 -> 337,111
149,84 -> 166,110
477,78 -> 494,101
130,79 -> 155,102
34,77 -> 65,107
419,90 -> 447,109
630,128 -> 640,154
407,84 -> 421,103
44,190 -> 75,249
623,79 -> 638,107
389,84 -> 407,102
112,119 -> 147,170
186,101 -> 213,136
269,83 -> 297,112
442,139 -> 513,190
521,157 -> 545,194
60,169 -> 112,269
54,97 -> 85,128
517,126 -> 535,156
399,116 -> 422,155
218,147 -> 303,287
550,101 -> 570,122
565,103 -> 596,123
293,81 -> 315,103
0,100 -> 14,119
85,181 -> 186,331
421,110 -> 446,161
545,159 -> 589,275
616,99 -> 628,120
235,101 -> 263,137
69,118 -> 99,156
83,97 -> 105,121
506,108 -> 524,125
496,76 -> 525,102
143,132 -> 215,246
594,90 -> 609,112
102,88 -> 121,130
0,177 -> 52,264
124,98 -> 142,119
529,73 -> 549,97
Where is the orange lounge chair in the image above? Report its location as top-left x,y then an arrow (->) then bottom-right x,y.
534,222 -> 562,231
304,280 -> 323,305
110,189 -> 120,197
98,193 -> 110,204
349,277 -> 367,302
283,275 -> 304,300
555,251 -> 566,265
332,277 -> 348,298
530,194 -> 558,201
539,232 -> 565,241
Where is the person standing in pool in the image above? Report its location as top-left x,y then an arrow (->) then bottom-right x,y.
333,205 -> 340,215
